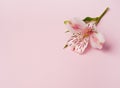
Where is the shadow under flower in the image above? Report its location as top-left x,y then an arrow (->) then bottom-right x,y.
82,40 -> 112,55
102,41 -> 112,52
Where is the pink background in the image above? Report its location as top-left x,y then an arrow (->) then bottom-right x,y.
0,0 -> 120,88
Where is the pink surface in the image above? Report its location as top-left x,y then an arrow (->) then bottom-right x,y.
0,0 -> 120,88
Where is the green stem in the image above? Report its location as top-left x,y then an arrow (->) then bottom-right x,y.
96,7 -> 109,25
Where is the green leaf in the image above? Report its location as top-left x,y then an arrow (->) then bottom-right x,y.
83,17 -> 99,23
83,17 -> 93,21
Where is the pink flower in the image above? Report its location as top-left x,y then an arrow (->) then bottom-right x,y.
64,18 -> 105,54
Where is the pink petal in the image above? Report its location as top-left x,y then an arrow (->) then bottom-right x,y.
87,22 -> 97,30
67,36 -> 78,50
66,17 -> 87,33
74,37 -> 89,54
66,33 -> 89,54
90,32 -> 105,49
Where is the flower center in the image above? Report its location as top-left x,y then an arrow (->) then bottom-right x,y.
83,28 -> 94,38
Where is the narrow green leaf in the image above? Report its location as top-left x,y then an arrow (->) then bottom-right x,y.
83,17 -> 93,22
83,17 -> 99,23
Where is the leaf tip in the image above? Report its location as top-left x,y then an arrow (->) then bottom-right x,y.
64,20 -> 70,24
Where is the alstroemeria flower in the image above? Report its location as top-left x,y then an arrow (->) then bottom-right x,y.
64,7 -> 109,54
64,18 -> 105,54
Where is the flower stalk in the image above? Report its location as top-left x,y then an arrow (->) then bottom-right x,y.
96,7 -> 109,25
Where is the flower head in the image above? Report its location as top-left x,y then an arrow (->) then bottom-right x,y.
64,18 -> 105,54
64,8 -> 109,54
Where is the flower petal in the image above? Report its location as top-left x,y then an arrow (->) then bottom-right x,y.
90,32 -> 105,49
66,33 -> 89,54
87,22 -> 97,31
65,17 -> 87,33
74,37 -> 89,54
